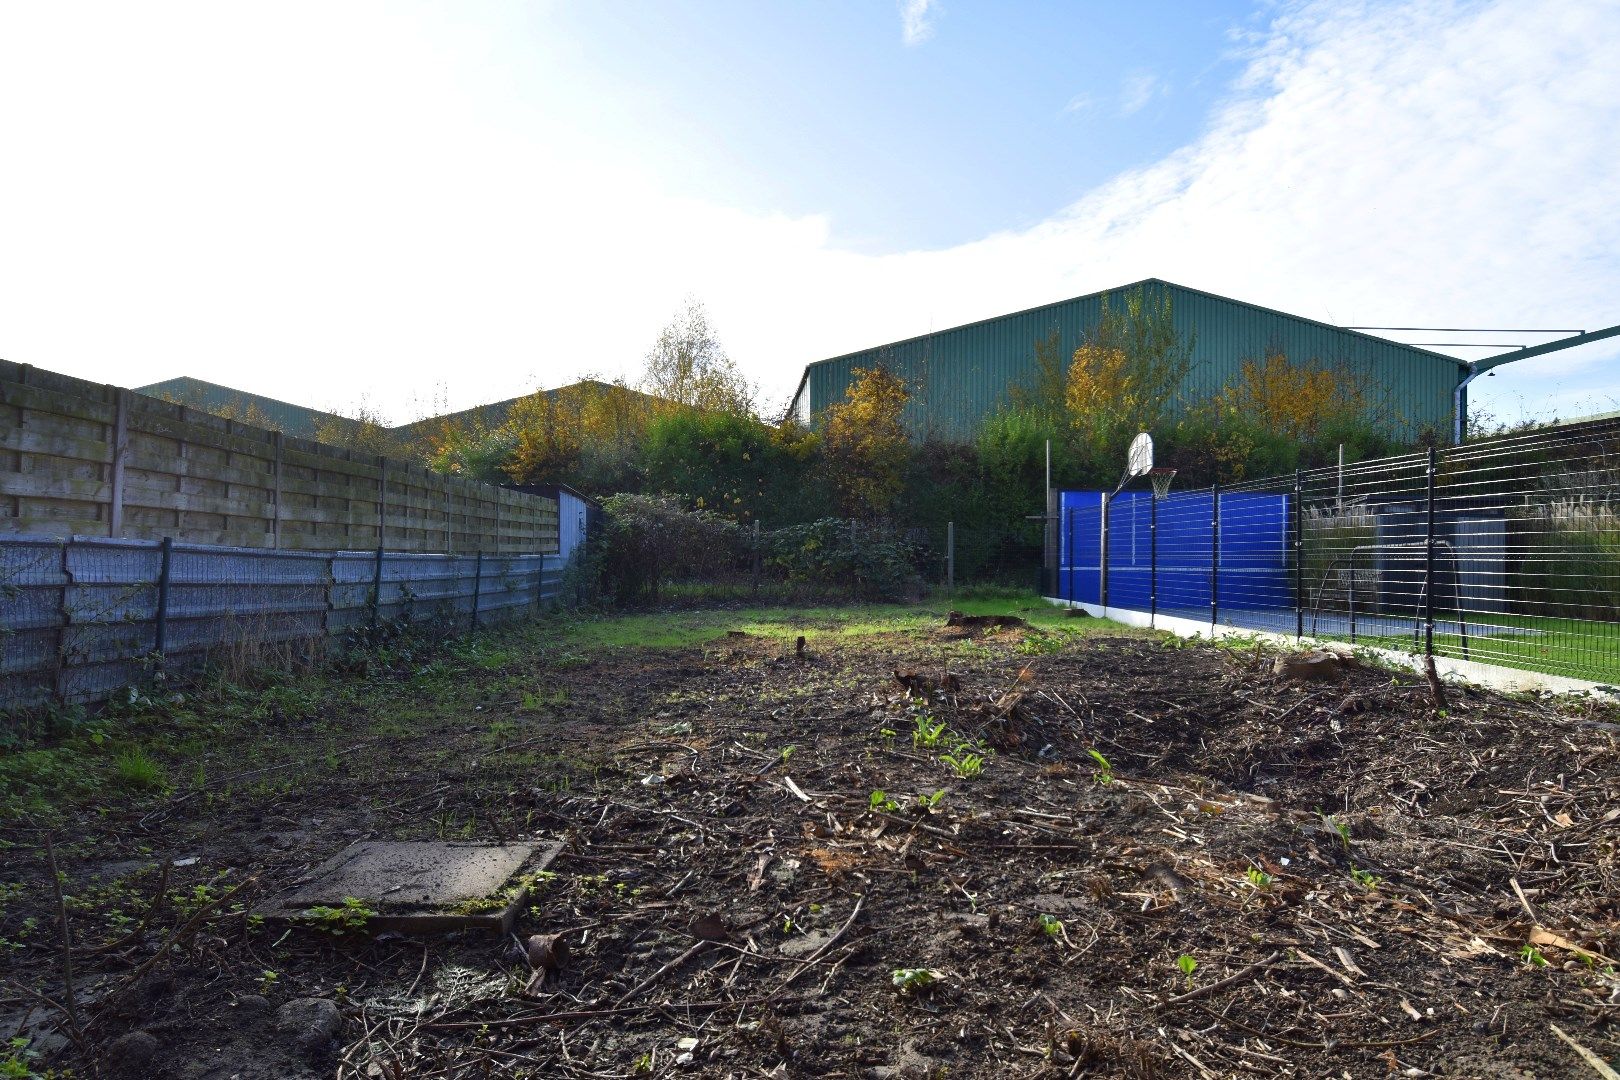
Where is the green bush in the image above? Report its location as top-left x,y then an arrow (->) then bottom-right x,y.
765,519 -> 927,601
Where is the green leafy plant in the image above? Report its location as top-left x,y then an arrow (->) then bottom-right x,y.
941,750 -> 984,779
1324,814 -> 1352,851
1038,913 -> 1063,938
778,744 -> 797,763
1176,954 -> 1198,986
1350,867 -> 1382,891
913,714 -> 948,749
869,790 -> 899,812
915,789 -> 945,811
301,896 -> 377,935
1087,748 -> 1114,785
1,1037 -> 39,1080
891,967 -> 943,995
1244,867 -> 1274,890
1518,945 -> 1549,968
258,969 -> 280,995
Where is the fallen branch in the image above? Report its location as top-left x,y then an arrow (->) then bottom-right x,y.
1155,951 -> 1280,1009
613,940 -> 715,1008
773,893 -> 865,996
42,835 -> 87,1054
1550,1023 -> 1620,1080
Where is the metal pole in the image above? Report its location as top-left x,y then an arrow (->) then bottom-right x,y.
1044,439 -> 1053,595
1293,470 -> 1304,639
1336,443 -> 1344,511
154,536 -> 173,658
752,519 -> 761,595
1099,494 -> 1110,611
1149,494 -> 1157,625
471,549 -> 483,629
1209,484 -> 1220,629
946,521 -> 955,597
1424,446 -> 1437,657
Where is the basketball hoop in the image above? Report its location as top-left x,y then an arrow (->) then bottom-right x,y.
1126,432 -> 1154,478
1149,467 -> 1177,500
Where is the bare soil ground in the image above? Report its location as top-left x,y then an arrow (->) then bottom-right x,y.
4,604 -> 1619,1079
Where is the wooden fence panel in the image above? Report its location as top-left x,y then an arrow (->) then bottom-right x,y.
0,360 -> 558,553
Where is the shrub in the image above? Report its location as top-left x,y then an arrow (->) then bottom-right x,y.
766,519 -> 927,601
594,494 -> 747,604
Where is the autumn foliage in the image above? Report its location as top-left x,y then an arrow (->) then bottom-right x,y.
820,365 -> 911,520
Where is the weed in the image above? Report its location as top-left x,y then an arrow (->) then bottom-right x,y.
1087,748 -> 1114,785
1176,954 -> 1198,986
779,744 -> 797,763
258,969 -> 280,995
891,967 -> 943,995
869,790 -> 899,812
915,790 -> 945,811
1244,867 -> 1274,890
1,1037 -> 39,1079
1324,814 -> 1352,851
1519,945 -> 1549,968
913,714 -> 948,749
114,749 -> 166,791
941,750 -> 984,779
1038,913 -> 1063,938
301,896 -> 378,935
1349,867 -> 1382,891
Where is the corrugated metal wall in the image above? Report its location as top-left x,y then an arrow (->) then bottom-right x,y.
798,280 -> 1464,442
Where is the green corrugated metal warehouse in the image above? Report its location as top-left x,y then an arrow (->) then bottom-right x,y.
787,279 -> 1467,442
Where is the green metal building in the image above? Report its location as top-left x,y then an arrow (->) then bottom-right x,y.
787,279 -> 1467,442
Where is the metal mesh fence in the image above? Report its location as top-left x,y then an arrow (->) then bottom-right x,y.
1050,417 -> 1620,686
1,536 -> 567,711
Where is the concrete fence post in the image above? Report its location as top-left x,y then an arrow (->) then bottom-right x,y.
371,543 -> 384,631
271,431 -> 284,550
108,387 -> 129,537
946,521 -> 955,597
155,536 -> 173,658
471,550 -> 484,629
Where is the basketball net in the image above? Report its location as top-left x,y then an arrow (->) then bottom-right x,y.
1149,467 -> 1177,501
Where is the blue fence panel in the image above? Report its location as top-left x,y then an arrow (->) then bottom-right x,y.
1054,489 -> 1292,620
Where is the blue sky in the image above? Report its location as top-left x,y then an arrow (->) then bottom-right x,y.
1,0 -> 1617,428
529,1 -> 1255,252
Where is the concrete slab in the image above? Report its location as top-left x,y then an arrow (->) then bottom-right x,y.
260,840 -> 562,935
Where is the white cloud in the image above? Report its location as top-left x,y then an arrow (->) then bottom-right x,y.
1063,92 -> 1097,116
899,0 -> 937,46
1119,71 -> 1168,116
0,0 -> 1617,426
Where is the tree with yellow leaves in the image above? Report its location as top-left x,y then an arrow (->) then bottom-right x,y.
820,365 -> 910,520
1065,285 -> 1194,463
1219,348 -> 1366,440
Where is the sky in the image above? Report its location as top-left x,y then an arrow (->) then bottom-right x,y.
1,0 -> 1617,428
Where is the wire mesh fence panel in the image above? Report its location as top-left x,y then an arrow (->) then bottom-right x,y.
1046,416 -> 1620,686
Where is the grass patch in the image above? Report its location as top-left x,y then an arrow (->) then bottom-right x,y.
113,749 -> 166,791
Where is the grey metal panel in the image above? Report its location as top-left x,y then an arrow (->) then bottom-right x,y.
802,279 -> 1464,442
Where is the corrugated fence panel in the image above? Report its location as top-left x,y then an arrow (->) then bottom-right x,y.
1,537 -> 570,713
